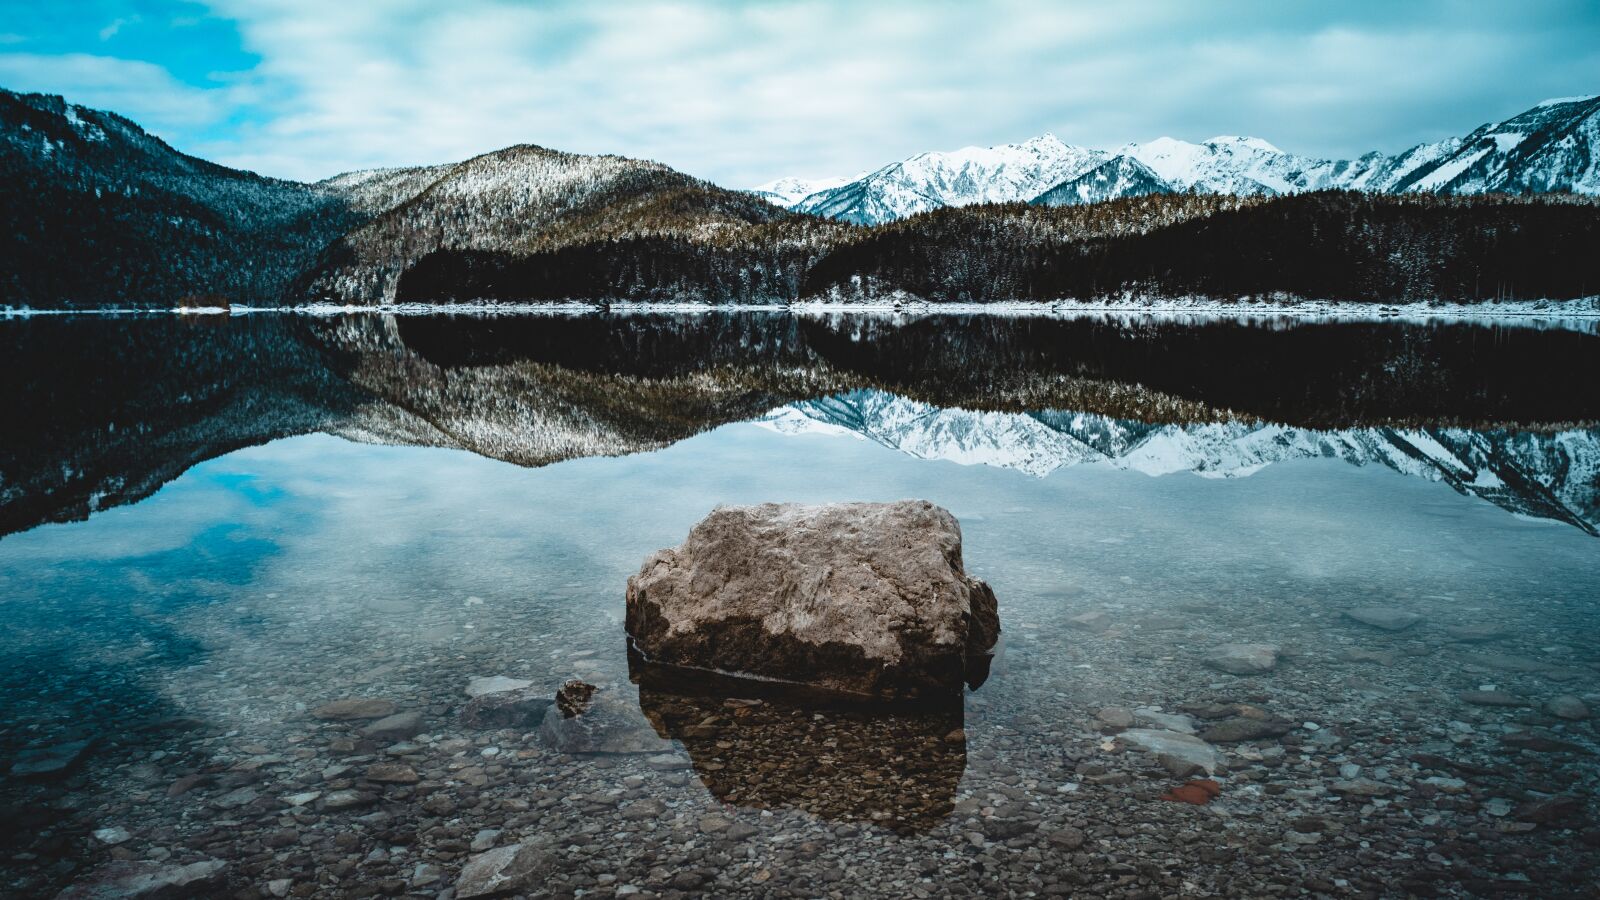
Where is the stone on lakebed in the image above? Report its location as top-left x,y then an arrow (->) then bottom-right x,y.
625,501 -> 1000,701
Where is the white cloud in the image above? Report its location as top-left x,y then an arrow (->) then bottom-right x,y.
0,52 -> 232,130
13,1 -> 1600,186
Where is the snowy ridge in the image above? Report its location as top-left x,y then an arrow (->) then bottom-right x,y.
760,95 -> 1600,223
758,390 -> 1600,533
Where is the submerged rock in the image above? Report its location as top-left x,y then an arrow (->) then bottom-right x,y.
464,675 -> 533,698
361,711 -> 423,742
625,501 -> 1000,700
9,739 -> 93,778
1343,607 -> 1422,631
1116,729 -> 1219,775
56,859 -> 227,899
1545,695 -> 1591,720
1201,643 -> 1279,675
460,690 -> 553,730
311,698 -> 396,721
455,841 -> 555,898
538,680 -> 671,754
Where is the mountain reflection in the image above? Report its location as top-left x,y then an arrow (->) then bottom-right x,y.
2,311 -> 1598,537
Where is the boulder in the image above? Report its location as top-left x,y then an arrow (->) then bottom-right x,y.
1202,643 -> 1279,675
539,680 -> 671,754
625,501 -> 1000,700
1545,695 -> 1591,721
55,859 -> 227,899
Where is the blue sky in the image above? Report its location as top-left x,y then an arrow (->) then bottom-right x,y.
0,1 -> 1596,186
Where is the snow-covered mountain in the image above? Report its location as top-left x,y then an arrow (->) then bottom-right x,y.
757,390 -> 1600,534
791,134 -> 1110,224
761,95 -> 1600,224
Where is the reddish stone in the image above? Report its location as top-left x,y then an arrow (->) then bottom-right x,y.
1161,779 -> 1222,805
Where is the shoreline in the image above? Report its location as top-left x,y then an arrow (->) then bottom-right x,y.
4,295 -> 1600,331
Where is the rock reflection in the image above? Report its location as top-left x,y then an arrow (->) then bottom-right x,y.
636,686 -> 967,832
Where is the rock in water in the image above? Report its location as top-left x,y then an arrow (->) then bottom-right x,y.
1201,643 -> 1279,675
1343,607 -> 1422,631
460,690 -> 553,730
625,501 -> 1000,700
455,842 -> 555,898
538,680 -> 671,754
56,859 -> 227,898
1116,729 -> 1219,775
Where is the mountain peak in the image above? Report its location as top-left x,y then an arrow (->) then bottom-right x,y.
1204,135 -> 1282,153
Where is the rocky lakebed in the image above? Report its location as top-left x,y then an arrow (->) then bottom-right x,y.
3,492 -> 1597,899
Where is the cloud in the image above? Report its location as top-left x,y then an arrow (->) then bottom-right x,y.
98,17 -> 136,41
0,52 -> 232,130
11,1 -> 1600,186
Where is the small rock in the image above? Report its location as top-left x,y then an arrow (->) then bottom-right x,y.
365,763 -> 420,784
56,859 -> 227,899
1047,827 -> 1085,849
322,789 -> 377,811
621,799 -> 665,820
538,680 -> 670,755
471,829 -> 502,852
1331,778 -> 1393,797
1161,779 -> 1221,805
1117,729 -> 1218,775
1545,695 -> 1591,721
1202,643 -> 1279,675
1502,731 -> 1588,753
699,815 -> 732,834
1515,796 -> 1585,825
1066,610 -> 1111,633
361,711 -> 424,742
1095,707 -> 1134,730
311,698 -> 397,721
1132,708 -> 1197,734
9,739 -> 93,778
1198,717 -> 1293,743
465,675 -> 534,698
1343,607 -> 1422,631
460,690 -> 553,730
455,841 -> 555,899
93,827 -> 132,845
1458,690 -> 1527,707
1443,624 -> 1508,643
266,878 -> 292,898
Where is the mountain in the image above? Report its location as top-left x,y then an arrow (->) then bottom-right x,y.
1030,155 -> 1170,206
751,175 -> 853,206
759,390 -> 1600,534
761,95 -> 1600,222
0,88 -> 363,307
299,143 -> 802,303
792,134 -> 1109,224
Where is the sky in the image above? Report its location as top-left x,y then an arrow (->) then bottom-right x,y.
0,0 -> 1596,187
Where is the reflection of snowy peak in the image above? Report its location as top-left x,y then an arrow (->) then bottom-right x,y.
759,391 -> 1600,534
763,95 -> 1600,222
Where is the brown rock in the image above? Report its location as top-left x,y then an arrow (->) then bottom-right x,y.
361,712 -> 423,742
365,763 -> 420,784
624,501 -> 1000,700
1162,779 -> 1222,805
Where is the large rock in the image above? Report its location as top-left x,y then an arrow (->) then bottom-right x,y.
538,680 -> 671,754
10,739 -> 93,778
625,501 -> 1000,700
460,690 -> 553,730
55,859 -> 227,899
1343,607 -> 1422,631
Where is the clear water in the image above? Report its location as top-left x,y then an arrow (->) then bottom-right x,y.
2,313 -> 1597,898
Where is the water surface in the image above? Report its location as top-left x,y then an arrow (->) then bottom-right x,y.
2,312 -> 1597,898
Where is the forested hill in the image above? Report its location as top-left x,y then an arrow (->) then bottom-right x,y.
5,86 -> 1600,309
396,191 -> 1600,305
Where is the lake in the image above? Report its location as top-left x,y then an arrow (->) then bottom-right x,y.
2,311 -> 1597,898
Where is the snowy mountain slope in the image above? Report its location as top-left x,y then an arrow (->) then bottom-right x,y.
301,144 -> 797,302
1388,95 -> 1600,195
792,134 -> 1111,224
761,95 -> 1600,224
1030,155 -> 1171,206
751,175 -> 854,206
759,390 -> 1600,533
